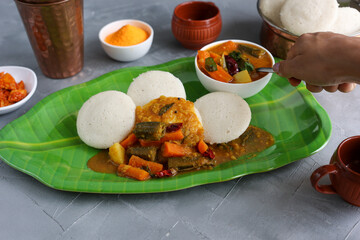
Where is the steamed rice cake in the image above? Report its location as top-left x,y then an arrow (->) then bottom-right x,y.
330,7 -> 360,35
280,0 -> 338,36
127,70 -> 186,106
259,0 -> 286,27
77,90 -> 136,149
194,92 -> 251,144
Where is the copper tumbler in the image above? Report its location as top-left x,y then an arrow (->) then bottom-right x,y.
14,0 -> 84,79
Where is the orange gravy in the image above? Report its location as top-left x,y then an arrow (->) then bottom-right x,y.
202,41 -> 273,82
87,150 -> 118,174
212,126 -> 274,166
87,126 -> 274,174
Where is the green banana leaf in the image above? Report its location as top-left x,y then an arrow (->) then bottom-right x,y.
0,57 -> 331,193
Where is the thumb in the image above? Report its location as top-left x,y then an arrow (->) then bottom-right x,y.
273,59 -> 298,79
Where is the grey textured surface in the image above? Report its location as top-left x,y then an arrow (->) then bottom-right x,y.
1,0 -> 360,239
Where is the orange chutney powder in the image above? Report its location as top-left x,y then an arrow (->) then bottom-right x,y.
105,24 -> 149,46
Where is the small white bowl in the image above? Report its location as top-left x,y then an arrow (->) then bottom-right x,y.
195,39 -> 275,98
99,19 -> 154,62
0,66 -> 37,115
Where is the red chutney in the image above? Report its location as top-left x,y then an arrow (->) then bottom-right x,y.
197,40 -> 273,83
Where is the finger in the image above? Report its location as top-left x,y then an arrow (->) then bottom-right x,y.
286,33 -> 311,59
338,83 -> 356,93
288,77 -> 301,87
286,45 -> 298,60
323,85 -> 339,93
306,84 -> 323,93
277,57 -> 302,79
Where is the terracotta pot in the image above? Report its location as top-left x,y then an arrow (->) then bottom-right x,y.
171,1 -> 222,50
311,136 -> 360,206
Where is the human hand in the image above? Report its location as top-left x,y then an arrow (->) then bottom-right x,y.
286,77 -> 356,93
273,32 -> 360,93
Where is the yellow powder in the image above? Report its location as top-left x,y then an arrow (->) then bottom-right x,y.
105,24 -> 149,46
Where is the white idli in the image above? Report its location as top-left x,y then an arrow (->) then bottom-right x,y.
127,70 -> 186,106
194,92 -> 251,144
77,90 -> 136,149
194,106 -> 202,125
330,7 -> 360,35
259,0 -> 286,27
280,0 -> 338,36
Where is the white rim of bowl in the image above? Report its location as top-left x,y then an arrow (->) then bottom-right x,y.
195,39 -> 275,86
99,19 -> 154,49
0,66 -> 37,112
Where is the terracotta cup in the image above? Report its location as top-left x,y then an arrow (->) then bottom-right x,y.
171,1 -> 222,50
311,136 -> 360,206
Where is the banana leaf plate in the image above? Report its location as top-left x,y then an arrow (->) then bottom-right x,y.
0,57 -> 331,193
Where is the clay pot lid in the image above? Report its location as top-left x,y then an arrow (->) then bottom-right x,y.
173,1 -> 221,26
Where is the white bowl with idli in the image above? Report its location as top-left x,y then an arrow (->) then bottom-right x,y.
195,39 -> 275,99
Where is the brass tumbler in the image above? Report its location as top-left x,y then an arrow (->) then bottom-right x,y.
14,0 -> 84,79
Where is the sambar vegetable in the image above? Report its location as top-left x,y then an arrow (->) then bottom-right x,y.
197,41 -> 272,83
87,96 -> 274,181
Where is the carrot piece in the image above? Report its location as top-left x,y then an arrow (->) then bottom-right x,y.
210,52 -> 221,64
161,129 -> 184,142
120,133 -> 138,148
206,64 -> 233,83
140,129 -> 184,146
139,139 -> 162,147
197,140 -> 209,154
128,155 -> 163,174
118,164 -> 150,181
197,50 -> 211,61
198,50 -> 232,82
197,50 -> 211,69
162,142 -> 187,157
210,41 -> 238,55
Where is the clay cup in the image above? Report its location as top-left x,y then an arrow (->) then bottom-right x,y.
171,1 -> 222,50
311,136 -> 360,206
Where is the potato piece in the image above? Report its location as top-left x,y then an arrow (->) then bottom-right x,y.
233,70 -> 252,83
109,142 -> 126,164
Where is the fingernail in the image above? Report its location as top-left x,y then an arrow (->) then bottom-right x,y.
273,63 -> 280,73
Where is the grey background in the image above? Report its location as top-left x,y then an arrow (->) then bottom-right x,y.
1,0 -> 360,239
